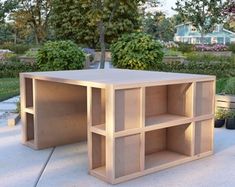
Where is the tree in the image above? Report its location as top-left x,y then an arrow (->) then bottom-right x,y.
174,0 -> 226,45
51,0 -> 148,68
223,1 -> 235,32
144,12 -> 175,41
10,0 -> 52,44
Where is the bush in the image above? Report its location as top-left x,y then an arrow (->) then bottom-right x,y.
111,33 -> 164,70
0,43 -> 30,54
25,48 -> 39,57
0,62 -> 37,78
154,61 -> 235,79
177,43 -> 194,53
224,77 -> 235,95
36,40 -> 85,71
3,53 -> 19,62
185,52 -> 234,63
229,43 -> 235,53
215,108 -> 229,119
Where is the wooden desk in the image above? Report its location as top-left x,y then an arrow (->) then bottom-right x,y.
20,69 -> 215,184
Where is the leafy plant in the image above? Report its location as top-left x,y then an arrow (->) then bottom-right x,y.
0,62 -> 37,78
215,108 -> 228,119
177,43 -> 194,53
25,49 -> 39,58
111,33 -> 164,70
0,42 -> 30,54
227,109 -> 235,119
229,43 -> 235,53
3,53 -> 19,62
36,41 -> 85,71
224,77 -> 235,95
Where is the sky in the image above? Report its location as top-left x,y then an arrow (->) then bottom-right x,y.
160,0 -> 177,16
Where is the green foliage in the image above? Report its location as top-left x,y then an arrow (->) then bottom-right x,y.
177,43 -> 194,53
51,0 -> 142,48
164,49 -> 182,57
0,78 -> 19,102
229,43 -> 235,53
25,48 -> 39,57
186,53 -> 234,63
0,43 -> 30,54
216,78 -> 229,93
143,12 -> 175,41
111,33 -> 164,70
36,41 -> 85,71
224,77 -> 235,95
227,109 -> 235,118
3,53 -> 18,62
154,61 -> 235,79
215,108 -> 229,120
0,62 -> 37,78
174,0 -> 226,44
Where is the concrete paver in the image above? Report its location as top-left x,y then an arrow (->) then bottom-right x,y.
0,124 -> 53,187
36,127 -> 235,187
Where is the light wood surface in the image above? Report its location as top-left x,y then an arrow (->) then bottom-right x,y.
20,69 -> 215,184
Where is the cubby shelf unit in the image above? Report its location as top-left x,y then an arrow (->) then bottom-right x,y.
20,69 -> 215,184
88,80 -> 215,184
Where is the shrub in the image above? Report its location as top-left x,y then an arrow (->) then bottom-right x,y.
25,48 -> 39,57
154,61 -> 235,79
224,77 -> 235,95
0,42 -> 30,54
177,43 -> 194,53
0,62 -> 37,78
36,41 -> 85,71
111,33 -> 164,70
185,52 -> 234,63
215,108 -> 229,119
229,43 -> 235,53
3,53 -> 19,62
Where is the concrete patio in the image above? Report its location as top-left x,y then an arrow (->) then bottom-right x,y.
0,96 -> 235,187
0,119 -> 235,187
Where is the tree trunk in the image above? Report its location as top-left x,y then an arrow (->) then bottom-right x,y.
99,20 -> 105,69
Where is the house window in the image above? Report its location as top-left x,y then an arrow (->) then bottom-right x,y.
191,26 -> 197,32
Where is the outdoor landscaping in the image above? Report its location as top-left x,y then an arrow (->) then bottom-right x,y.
1,0 -> 235,186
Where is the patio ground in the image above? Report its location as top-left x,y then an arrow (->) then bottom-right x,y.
0,119 -> 235,187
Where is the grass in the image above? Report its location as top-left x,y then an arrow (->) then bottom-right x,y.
0,78 -> 19,102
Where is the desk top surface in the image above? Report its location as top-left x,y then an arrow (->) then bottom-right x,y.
21,69 -> 215,87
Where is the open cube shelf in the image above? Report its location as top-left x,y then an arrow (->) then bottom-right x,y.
91,133 -> 106,177
145,123 -> 192,169
21,69 -> 215,184
145,83 -> 193,126
92,88 -> 106,131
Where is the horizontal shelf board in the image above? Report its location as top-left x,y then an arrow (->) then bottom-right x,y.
92,166 -> 106,178
91,124 -> 106,136
145,150 -> 189,170
145,114 -> 191,129
24,107 -> 34,114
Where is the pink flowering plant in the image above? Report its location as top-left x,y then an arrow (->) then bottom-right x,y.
195,44 -> 228,51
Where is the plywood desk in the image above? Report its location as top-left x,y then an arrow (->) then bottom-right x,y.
20,69 -> 215,184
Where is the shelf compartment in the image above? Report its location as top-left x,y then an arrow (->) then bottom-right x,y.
115,88 -> 141,132
92,88 -> 106,130
25,78 -> 33,108
145,83 -> 193,126
26,113 -> 34,141
195,119 -> 213,155
91,133 -> 106,177
195,81 -> 214,116
115,134 -> 141,178
146,114 -> 190,127
145,123 -> 192,170
24,107 -> 34,114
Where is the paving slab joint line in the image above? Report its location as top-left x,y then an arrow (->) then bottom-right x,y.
34,147 -> 55,187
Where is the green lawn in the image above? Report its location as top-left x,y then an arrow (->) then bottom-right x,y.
0,78 -> 19,102
0,77 -> 230,102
